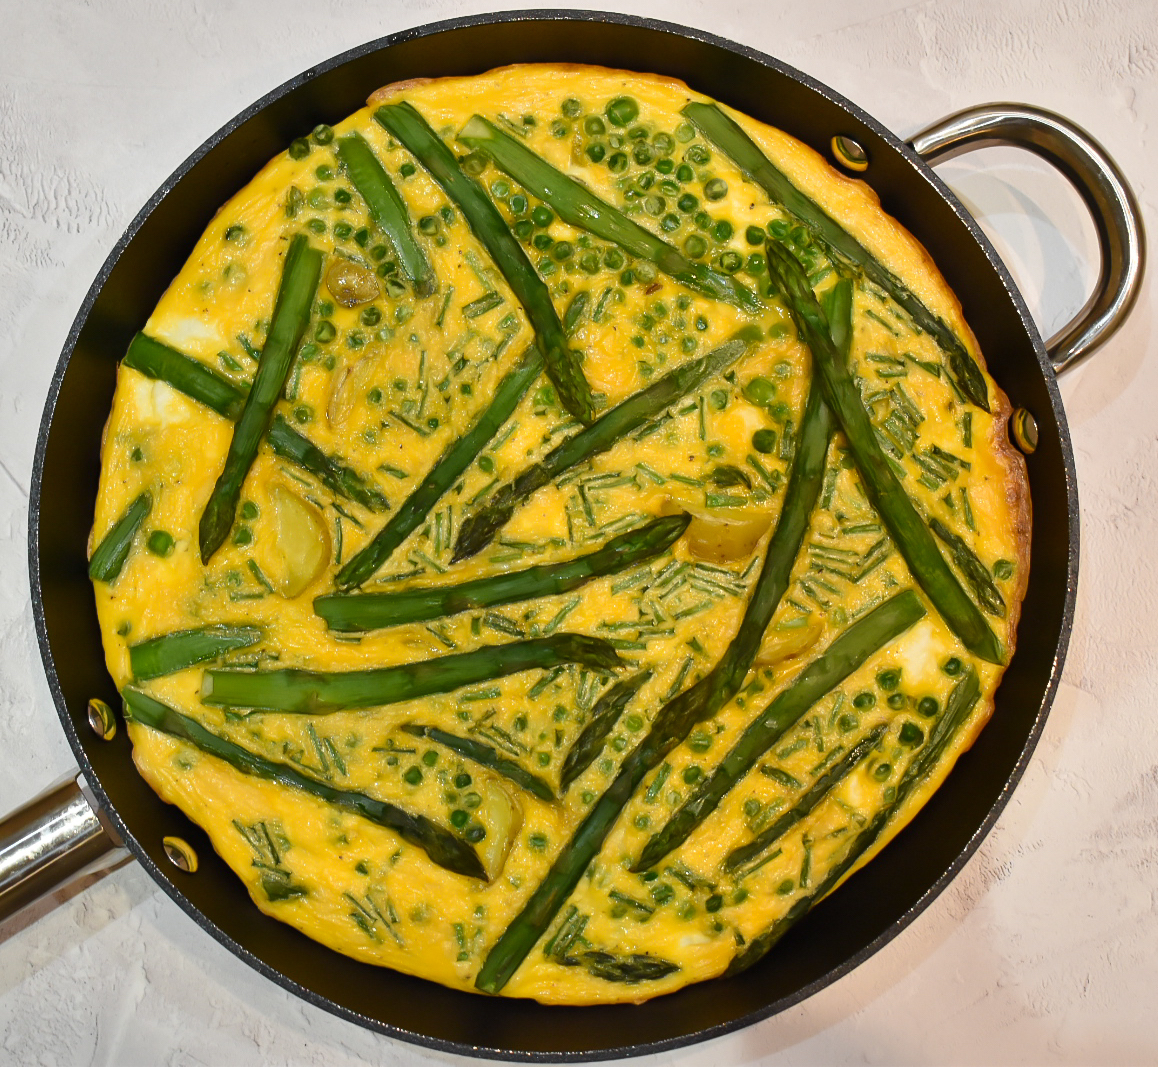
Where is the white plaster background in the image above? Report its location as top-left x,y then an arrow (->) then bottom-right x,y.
1,0 -> 1155,1062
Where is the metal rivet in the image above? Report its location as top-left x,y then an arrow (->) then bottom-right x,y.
1010,408 -> 1039,454
831,135 -> 869,172
87,698 -> 116,741
163,836 -> 199,873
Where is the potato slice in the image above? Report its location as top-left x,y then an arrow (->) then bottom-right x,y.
479,782 -> 523,881
755,615 -> 824,667
659,494 -> 773,563
268,485 -> 331,598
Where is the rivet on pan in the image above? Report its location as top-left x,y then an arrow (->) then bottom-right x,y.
1010,408 -> 1039,454
831,135 -> 869,172
163,836 -> 199,873
87,698 -> 116,741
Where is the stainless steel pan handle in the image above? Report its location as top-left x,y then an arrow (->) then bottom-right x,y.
0,775 -> 124,924
909,103 -> 1145,373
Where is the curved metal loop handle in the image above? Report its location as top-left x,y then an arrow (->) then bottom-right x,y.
908,103 -> 1145,375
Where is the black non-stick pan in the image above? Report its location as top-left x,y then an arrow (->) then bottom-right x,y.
2,11 -> 1144,1060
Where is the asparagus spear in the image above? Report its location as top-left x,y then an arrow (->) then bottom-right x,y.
633,589 -> 924,871
266,414 -> 389,513
401,724 -> 555,801
682,101 -> 989,411
566,950 -> 679,983
122,333 -> 389,513
202,634 -> 623,714
88,491 -> 152,582
474,305 -> 842,994
129,624 -> 262,682
123,333 -> 245,419
336,131 -> 435,297
334,346 -> 542,589
726,666 -> 981,975
559,670 -> 652,792
766,242 -> 1004,664
929,517 -> 1006,617
374,101 -> 595,425
723,723 -> 889,872
318,515 -> 689,631
453,325 -> 762,562
122,687 -> 486,880
457,115 -> 761,315
199,234 -> 323,562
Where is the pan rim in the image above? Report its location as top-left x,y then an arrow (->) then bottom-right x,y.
28,8 -> 1078,1060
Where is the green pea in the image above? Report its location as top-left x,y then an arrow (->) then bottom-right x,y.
490,178 -> 510,199
508,194 -> 528,216
605,96 -> 639,126
776,879 -> 795,896
633,814 -> 650,830
682,765 -> 702,784
694,211 -> 712,231
769,219 -> 790,238
531,205 -> 554,228
334,187 -> 352,205
450,809 -> 469,828
635,170 -> 655,191
603,248 -> 624,269
463,791 -> 481,809
852,690 -> 876,709
685,144 -> 711,165
752,428 -> 777,454
418,215 -> 439,235
675,163 -> 694,183
353,227 -> 370,247
552,241 -> 573,261
942,657 -> 962,676
656,157 -> 674,174
743,377 -> 776,406
873,763 -> 893,781
703,178 -> 728,201
719,250 -> 742,273
677,193 -> 698,214
240,502 -> 259,521
311,124 -> 334,145
877,668 -> 901,691
369,244 -> 389,261
585,142 -> 606,163
367,387 -> 382,404
293,405 -> 312,424
838,713 -> 859,733
562,97 -> 582,118
583,115 -> 606,136
652,131 -> 675,154
454,773 -> 472,788
712,219 -> 734,242
579,250 -> 600,273
223,223 -> 245,242
306,218 -> 326,235
147,530 -> 175,557
632,143 -> 653,165
315,164 -> 334,181
887,693 -> 906,710
513,219 -> 534,241
464,824 -> 486,843
288,138 -> 310,160
643,195 -> 665,217
478,455 -> 495,474
550,120 -> 569,139
399,162 -> 416,178
917,696 -> 940,717
745,224 -> 766,246
461,152 -> 487,176
333,221 -> 352,240
993,559 -> 1014,580
660,213 -> 680,232
790,225 -> 809,246
532,233 -> 554,251
695,315 -> 708,331
899,722 -> 925,747
422,749 -> 438,767
232,525 -> 252,546
608,151 -> 629,173
314,320 -> 336,343
683,234 -> 707,258
746,252 -> 767,274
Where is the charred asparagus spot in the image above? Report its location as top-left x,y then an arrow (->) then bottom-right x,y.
336,131 -> 436,297
723,723 -> 889,873
122,687 -> 487,881
129,624 -> 262,682
633,590 -> 926,871
201,634 -> 624,714
765,241 -> 1004,664
122,332 -> 388,512
319,514 -> 689,631
334,346 -> 543,589
726,666 -> 981,975
453,326 -> 762,562
682,101 -> 989,411
88,491 -> 152,583
473,297 -> 846,995
559,670 -> 653,792
199,233 -> 324,562
564,950 -> 679,984
401,723 -> 556,801
457,115 -> 761,314
374,101 -> 596,425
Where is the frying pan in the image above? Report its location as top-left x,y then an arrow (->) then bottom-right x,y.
1,10 -> 1143,1060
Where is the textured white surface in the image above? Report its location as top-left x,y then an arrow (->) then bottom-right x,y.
1,0 -> 1155,1062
